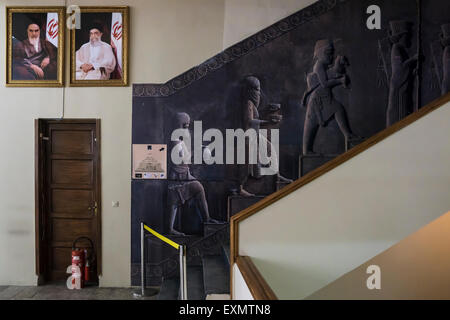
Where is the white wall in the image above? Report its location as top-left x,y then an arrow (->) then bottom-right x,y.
238,102 -> 450,299
0,0 -> 313,286
232,263 -> 254,300
306,210 -> 450,300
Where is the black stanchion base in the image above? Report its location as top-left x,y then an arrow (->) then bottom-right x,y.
132,287 -> 159,299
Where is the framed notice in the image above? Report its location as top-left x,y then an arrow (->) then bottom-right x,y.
132,144 -> 167,180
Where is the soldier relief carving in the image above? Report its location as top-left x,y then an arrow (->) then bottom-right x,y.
238,76 -> 292,197
301,39 -> 357,155
379,21 -> 419,127
167,112 -> 221,236
431,23 -> 450,96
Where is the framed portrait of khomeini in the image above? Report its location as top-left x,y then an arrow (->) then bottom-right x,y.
6,7 -> 65,87
70,6 -> 129,87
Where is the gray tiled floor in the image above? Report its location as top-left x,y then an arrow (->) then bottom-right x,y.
0,284 -> 159,300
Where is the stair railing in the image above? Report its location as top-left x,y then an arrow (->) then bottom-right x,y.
230,92 -> 450,299
133,222 -> 187,300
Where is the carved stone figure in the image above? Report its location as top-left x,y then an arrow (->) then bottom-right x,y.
237,76 -> 291,197
301,39 -> 356,155
168,112 -> 220,236
443,24 -> 450,95
379,21 -> 418,127
431,23 -> 450,96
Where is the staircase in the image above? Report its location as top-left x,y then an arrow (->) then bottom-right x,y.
131,0 -> 450,300
232,95 -> 450,299
156,223 -> 230,300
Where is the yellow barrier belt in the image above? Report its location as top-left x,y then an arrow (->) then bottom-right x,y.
143,224 -> 180,250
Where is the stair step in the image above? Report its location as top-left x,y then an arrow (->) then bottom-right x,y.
228,195 -> 265,220
203,222 -> 228,237
157,267 -> 207,300
146,234 -> 200,264
206,294 -> 231,300
157,277 -> 179,300
187,266 -> 206,300
186,253 -> 203,267
147,234 -> 201,246
202,255 -> 230,295
222,243 -> 230,266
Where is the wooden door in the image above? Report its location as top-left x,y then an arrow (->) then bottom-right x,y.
36,119 -> 101,282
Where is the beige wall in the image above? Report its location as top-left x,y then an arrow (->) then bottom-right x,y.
307,211 -> 450,300
0,0 -> 225,287
0,0 -> 312,286
223,0 -> 315,49
238,102 -> 450,299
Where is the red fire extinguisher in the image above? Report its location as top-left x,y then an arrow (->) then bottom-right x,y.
72,236 -> 95,288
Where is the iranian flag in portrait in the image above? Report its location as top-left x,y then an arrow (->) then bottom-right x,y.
46,12 -> 59,47
110,12 -> 123,79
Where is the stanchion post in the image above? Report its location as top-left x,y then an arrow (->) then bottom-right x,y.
140,222 -> 145,296
133,222 -> 158,298
179,245 -> 187,300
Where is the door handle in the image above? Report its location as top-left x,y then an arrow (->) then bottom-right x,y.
88,202 -> 98,216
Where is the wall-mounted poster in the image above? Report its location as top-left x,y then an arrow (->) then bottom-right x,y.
132,144 -> 167,180
70,6 -> 129,87
6,7 -> 65,87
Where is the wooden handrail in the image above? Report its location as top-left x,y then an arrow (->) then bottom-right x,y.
229,92 -> 450,298
235,256 -> 278,300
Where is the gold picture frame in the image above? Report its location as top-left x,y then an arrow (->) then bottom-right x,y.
6,7 -> 65,87
69,6 -> 129,87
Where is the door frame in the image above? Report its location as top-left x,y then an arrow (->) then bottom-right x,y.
35,119 -> 102,284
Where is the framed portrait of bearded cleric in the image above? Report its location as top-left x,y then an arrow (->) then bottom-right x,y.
69,6 -> 129,87
6,7 -> 65,87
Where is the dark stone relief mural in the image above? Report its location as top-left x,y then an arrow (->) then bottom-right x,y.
131,0 -> 450,285
422,0 -> 450,105
379,20 -> 419,127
